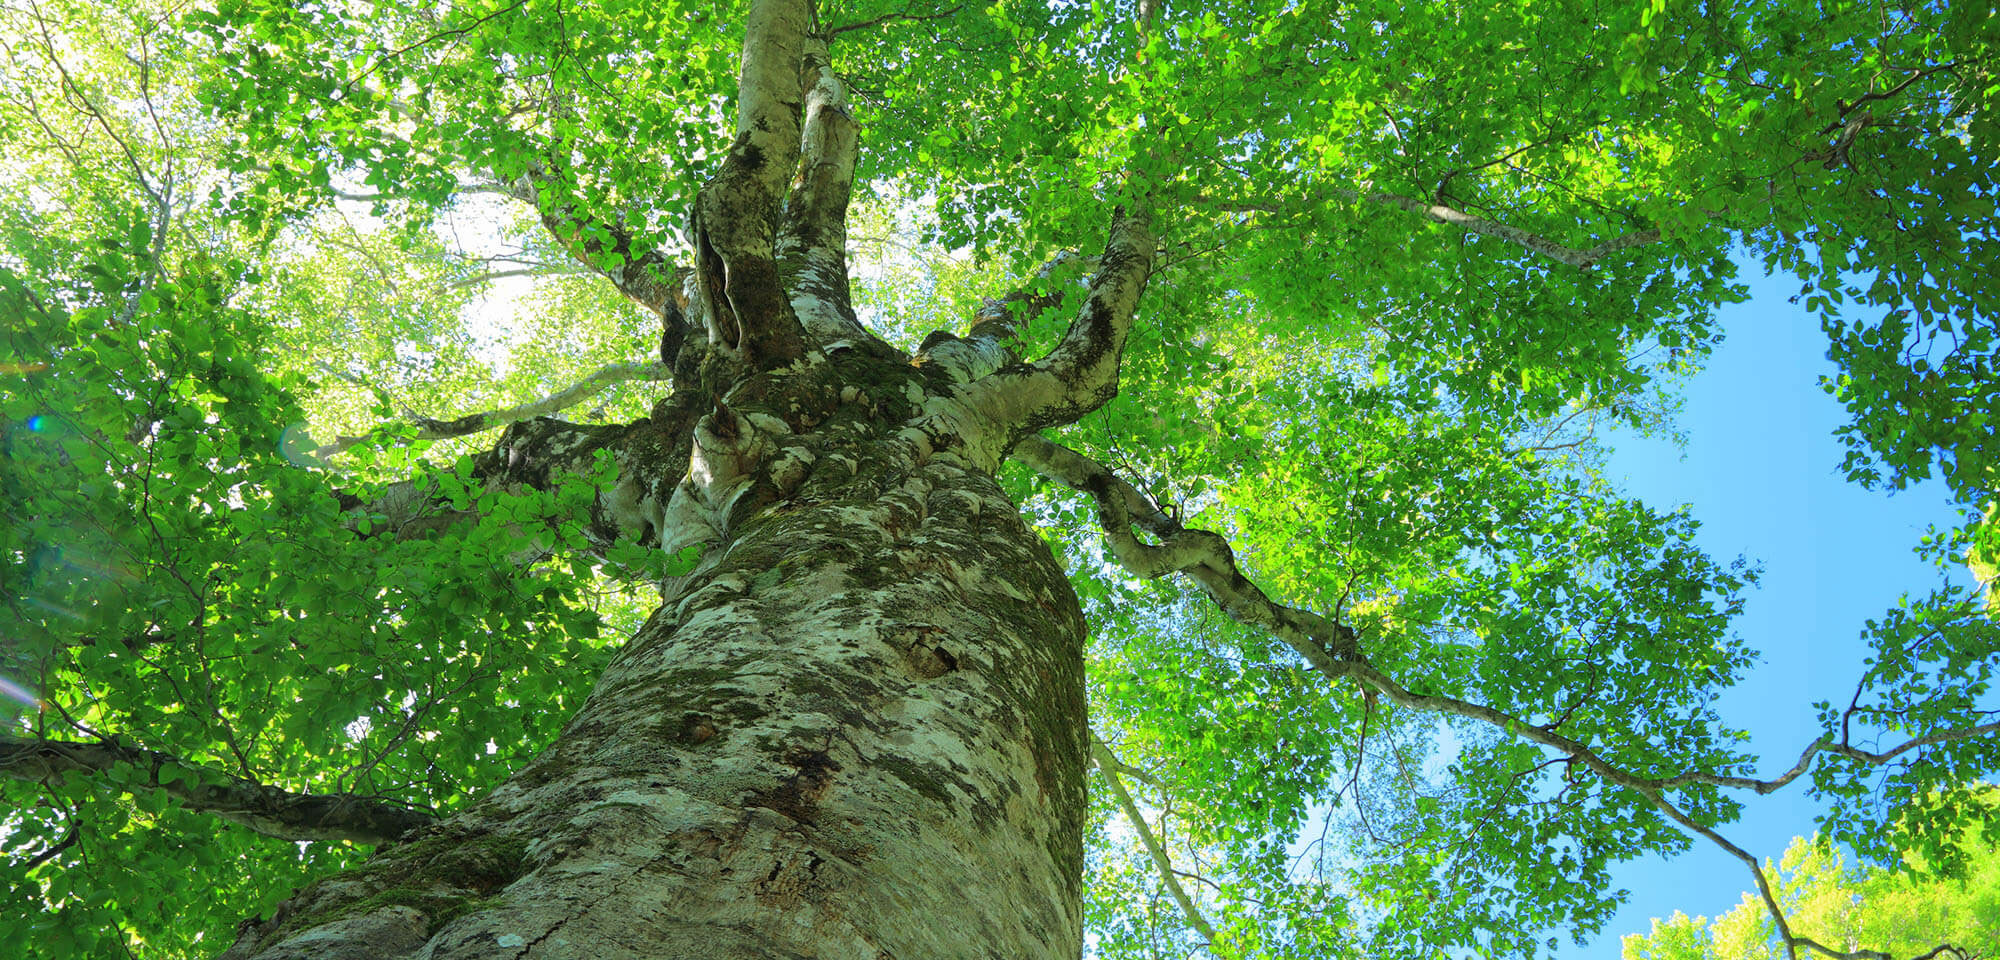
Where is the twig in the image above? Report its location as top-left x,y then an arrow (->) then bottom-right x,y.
826,3 -> 964,37
1198,189 -> 1664,268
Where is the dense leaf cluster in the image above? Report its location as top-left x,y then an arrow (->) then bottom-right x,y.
1,185 -> 608,958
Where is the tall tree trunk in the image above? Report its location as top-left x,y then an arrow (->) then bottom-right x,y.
219,3 -> 1155,952
221,353 -> 1092,959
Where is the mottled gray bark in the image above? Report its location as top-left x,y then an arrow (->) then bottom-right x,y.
224,349 -> 1097,960
217,3 -> 1164,954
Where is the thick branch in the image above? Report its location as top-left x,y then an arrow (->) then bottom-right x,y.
0,735 -> 433,845
915,251 -> 1094,383
690,0 -> 811,367
310,360 -> 670,460
1011,434 -> 1359,671
505,168 -> 691,320
775,37 -> 874,350
1021,212 -> 1156,420
947,214 -> 1156,443
1091,736 -> 1220,950
919,12 -> 1163,447
966,252 -> 1091,344
466,414 -> 682,554
331,411 -> 687,561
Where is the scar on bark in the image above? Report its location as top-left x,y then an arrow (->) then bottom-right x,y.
746,745 -> 841,825
904,643 -> 958,679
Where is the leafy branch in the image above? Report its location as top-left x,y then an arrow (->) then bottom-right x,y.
1091,734 -> 1221,952
825,3 -> 965,38
0,735 -> 435,845
498,164 -> 693,322
1199,189 -> 1664,269
1016,432 -> 1992,960
309,359 -> 669,460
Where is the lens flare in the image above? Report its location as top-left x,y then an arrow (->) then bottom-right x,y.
24,596 -> 83,620
0,675 -> 40,710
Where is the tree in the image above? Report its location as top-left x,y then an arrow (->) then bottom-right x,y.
1623,803 -> 2000,960
2,0 -> 1997,957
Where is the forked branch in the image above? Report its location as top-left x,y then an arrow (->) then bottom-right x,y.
925,4 -> 1162,444
689,0 -> 811,367
915,251 -> 1095,383
948,214 -> 1157,446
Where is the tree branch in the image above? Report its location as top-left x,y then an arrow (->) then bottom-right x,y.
1018,433 -> 1997,960
1091,735 -> 1220,950
1090,734 -> 1160,787
324,405 -> 692,562
825,3 -> 963,37
1346,190 -> 1664,268
1011,434 -> 1359,670
309,360 -> 670,460
916,11 -> 1164,453
914,251 -> 1094,383
690,0 -> 811,367
504,167 -> 692,322
20,820 -> 79,870
1817,62 -> 1959,135
775,37 -> 878,351
1203,190 -> 1664,268
944,214 -> 1156,450
1023,434 -> 2000,792
0,735 -> 434,845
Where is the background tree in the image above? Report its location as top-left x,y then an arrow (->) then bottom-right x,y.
1624,796 -> 2000,960
2,0 -> 1997,958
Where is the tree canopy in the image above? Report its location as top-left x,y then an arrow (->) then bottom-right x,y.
2,0 -> 1998,957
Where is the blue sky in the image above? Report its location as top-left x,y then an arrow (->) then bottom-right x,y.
1574,267 -> 1972,954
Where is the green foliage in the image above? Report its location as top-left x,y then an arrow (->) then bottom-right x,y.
5,0 -> 1997,956
0,5 -> 621,951
0,226 -> 614,955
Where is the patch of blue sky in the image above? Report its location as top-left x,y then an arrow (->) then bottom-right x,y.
1571,264 -> 1986,958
